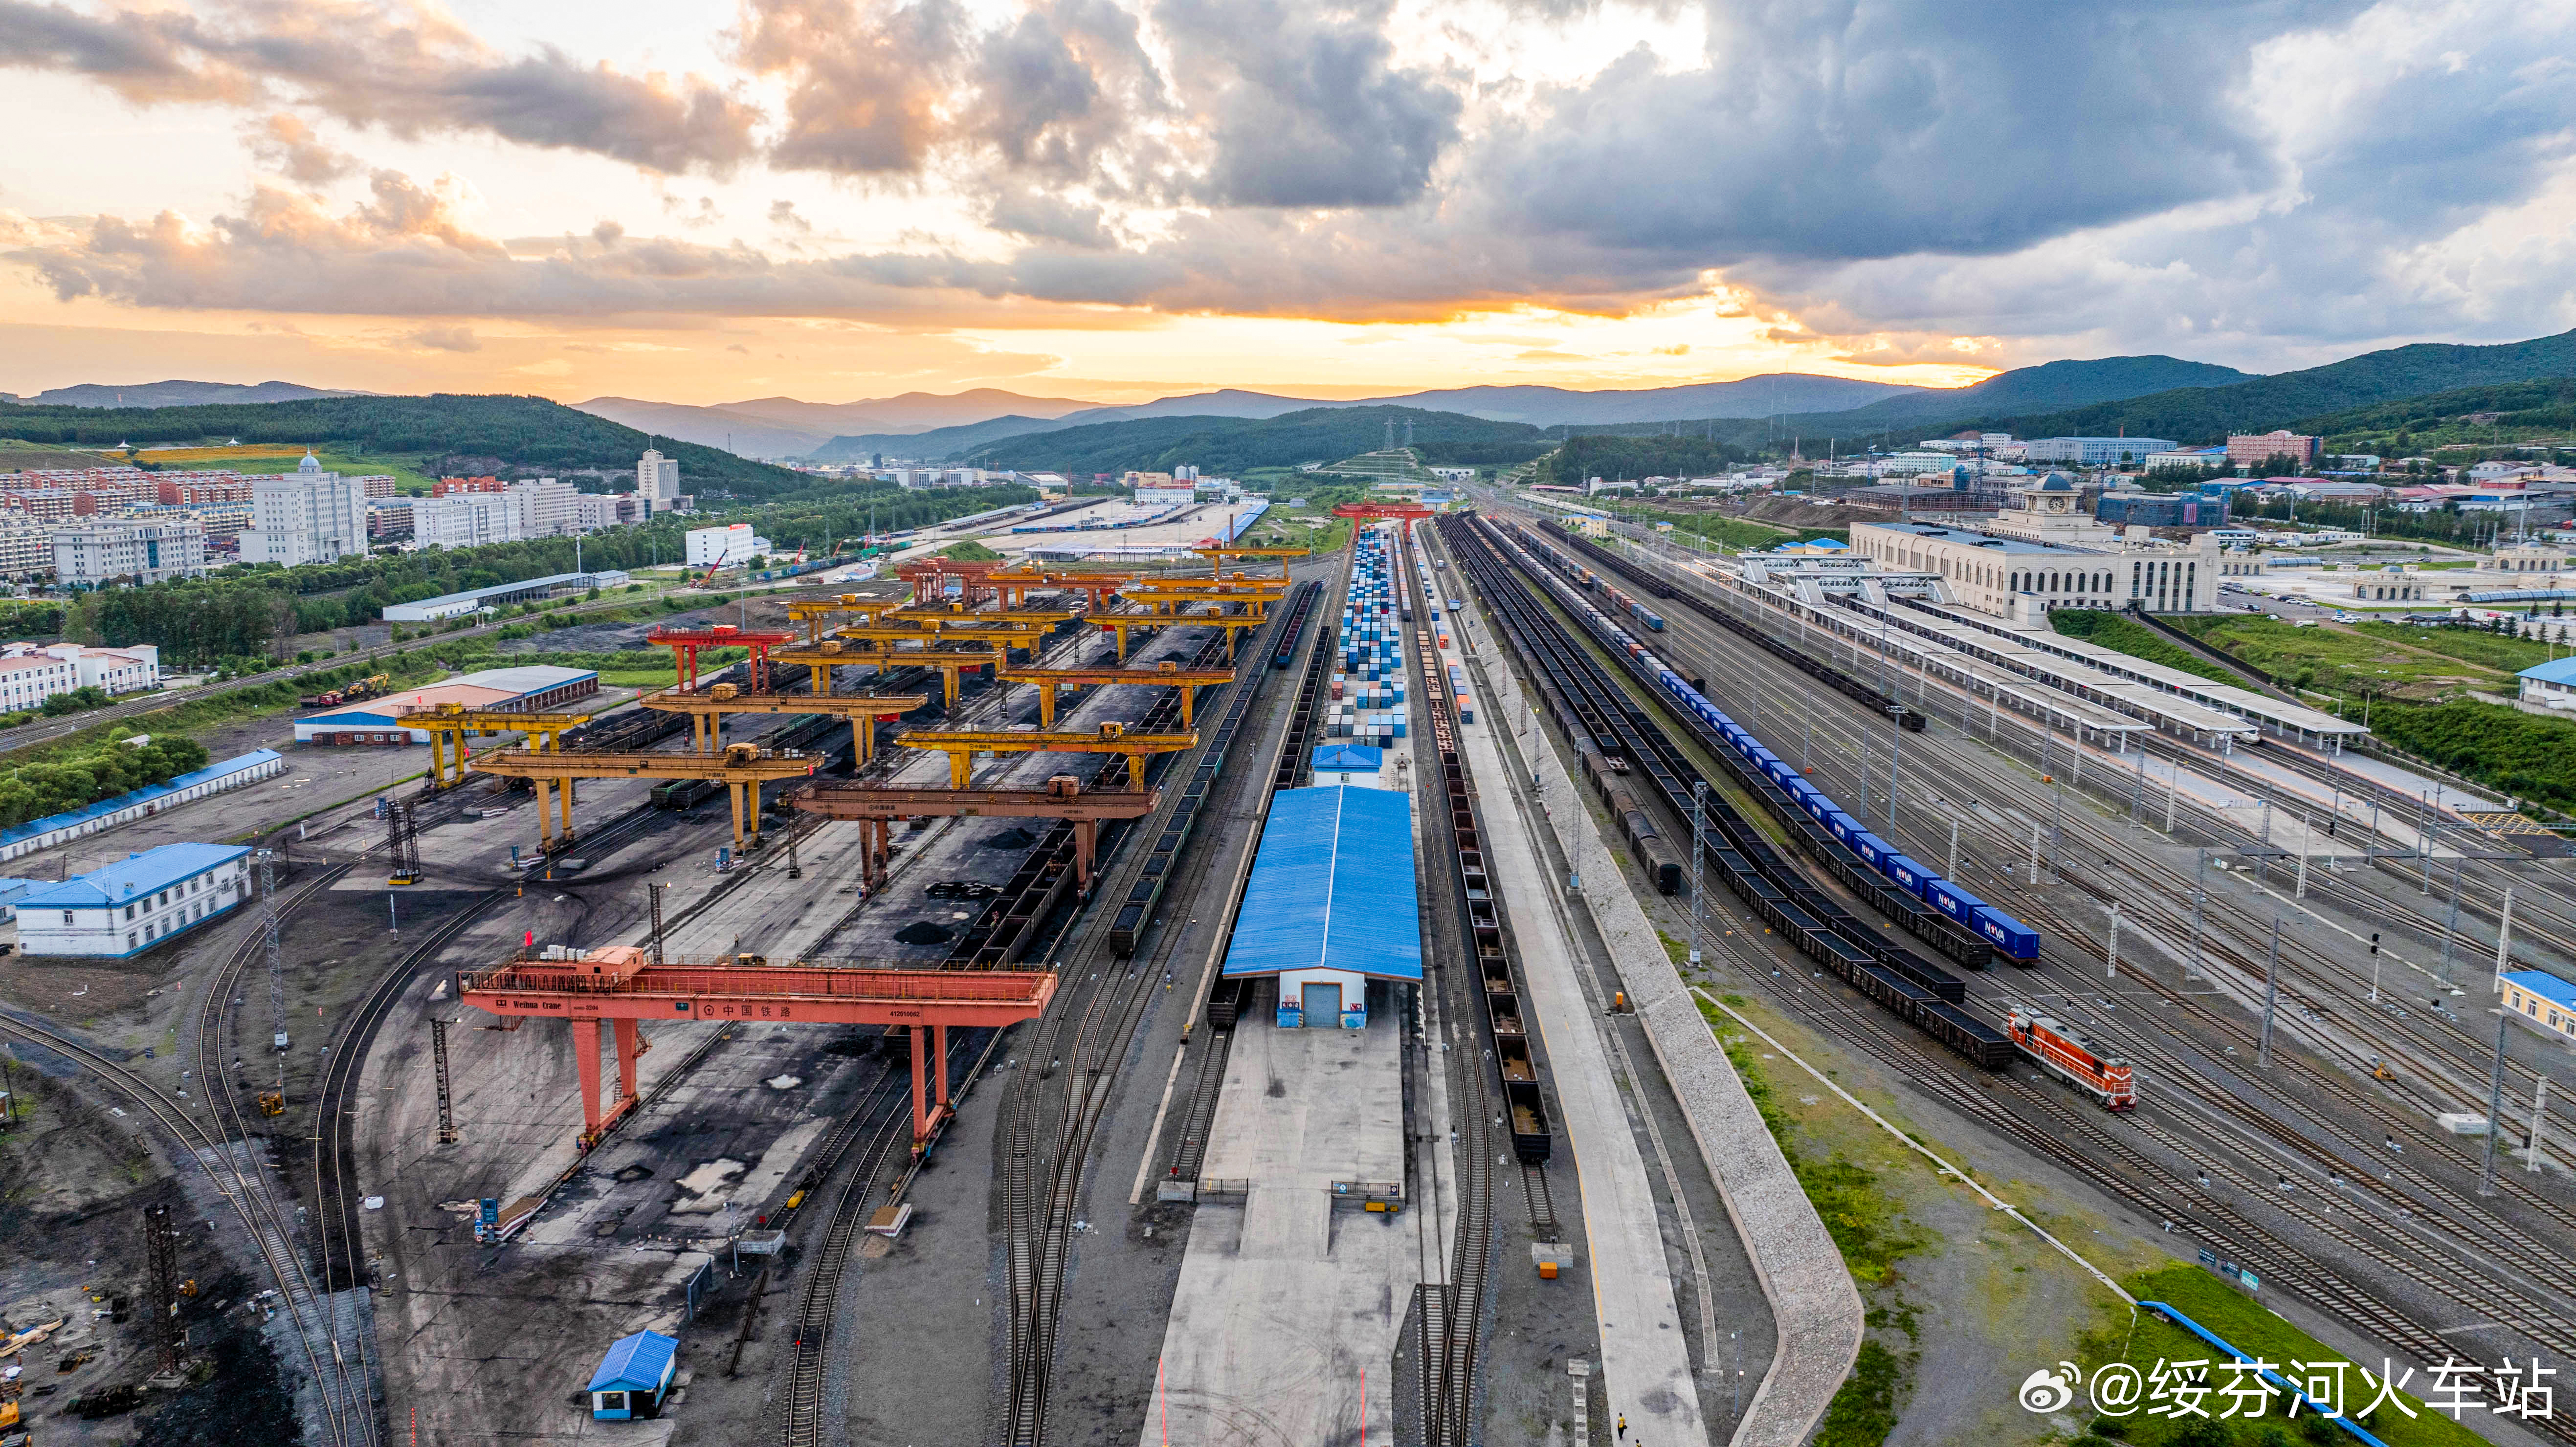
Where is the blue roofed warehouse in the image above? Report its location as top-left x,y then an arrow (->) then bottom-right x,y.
586,1330 -> 678,1420
1221,785 -> 1421,1028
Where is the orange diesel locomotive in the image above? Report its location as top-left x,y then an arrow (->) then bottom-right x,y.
2006,1005 -> 2135,1110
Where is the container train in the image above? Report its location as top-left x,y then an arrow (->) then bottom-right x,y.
1441,515 -> 2012,1073
2007,1005 -> 2136,1109
1501,530 -> 2038,962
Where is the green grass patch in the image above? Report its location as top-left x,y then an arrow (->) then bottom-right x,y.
2362,697 -> 2576,813
2066,1265 -> 2490,1447
2347,619 -> 2559,675
939,539 -> 1004,562
2172,615 -> 2508,694
1816,1341 -> 1907,1447
2049,611 -> 2250,686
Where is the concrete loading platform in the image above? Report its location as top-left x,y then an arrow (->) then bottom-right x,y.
1145,1006 -> 1417,1445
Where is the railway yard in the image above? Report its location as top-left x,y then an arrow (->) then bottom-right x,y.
0,493 -> 2571,1447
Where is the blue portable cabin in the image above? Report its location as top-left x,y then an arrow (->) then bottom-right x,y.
587,1330 -> 678,1419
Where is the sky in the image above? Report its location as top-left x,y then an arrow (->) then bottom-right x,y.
2,0 -> 2574,408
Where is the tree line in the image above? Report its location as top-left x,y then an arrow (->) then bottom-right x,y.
0,734 -> 210,832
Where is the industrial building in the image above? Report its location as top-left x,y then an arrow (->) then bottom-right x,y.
293,665 -> 599,743
378,570 -> 633,622
0,748 -> 284,863
1219,783 -> 1422,1028
14,842 -> 252,958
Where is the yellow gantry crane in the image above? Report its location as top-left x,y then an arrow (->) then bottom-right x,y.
894,721 -> 1198,790
398,702 -> 599,790
642,680 -> 928,762
992,659 -> 1236,727
468,742 -> 820,852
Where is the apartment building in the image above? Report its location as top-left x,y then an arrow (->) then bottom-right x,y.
638,450 -> 682,510
52,516 -> 208,586
2227,431 -> 2322,470
412,491 -> 519,548
242,454 -> 370,565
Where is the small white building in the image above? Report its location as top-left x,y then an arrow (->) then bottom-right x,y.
1134,485 -> 1196,507
686,524 -> 771,567
15,842 -> 252,958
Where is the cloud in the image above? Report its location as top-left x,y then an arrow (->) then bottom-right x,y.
1156,0 -> 1461,208
246,112 -> 355,185
738,0 -> 965,176
0,0 -> 759,174
402,323 -> 479,351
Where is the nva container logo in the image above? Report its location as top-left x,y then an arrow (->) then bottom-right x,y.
1982,918 -> 2009,944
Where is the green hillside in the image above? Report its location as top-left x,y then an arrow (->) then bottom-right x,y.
1539,434 -> 1740,483
1964,328 -> 2576,443
966,405 -> 1553,476
0,393 -> 807,497
2291,377 -> 2576,449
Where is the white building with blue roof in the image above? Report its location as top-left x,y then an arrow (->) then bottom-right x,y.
16,842 -> 253,957
2516,656 -> 2576,712
1221,785 -> 1421,1028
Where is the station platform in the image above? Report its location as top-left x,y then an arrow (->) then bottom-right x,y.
1144,1015 -> 1416,1442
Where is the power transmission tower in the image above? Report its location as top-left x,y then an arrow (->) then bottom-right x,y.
385,799 -> 421,885
142,1203 -> 184,1374
430,1018 -> 459,1144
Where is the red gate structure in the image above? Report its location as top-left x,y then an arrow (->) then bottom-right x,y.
460,945 -> 1056,1151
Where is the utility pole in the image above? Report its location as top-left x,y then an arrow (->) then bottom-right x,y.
1690,783 -> 1708,969
259,850 -> 287,1063
2479,1009 -> 2510,1196
2107,902 -> 2120,979
2257,919 -> 2282,1066
648,882 -> 667,966
2494,887 -> 2517,986
2188,851 -> 2209,981
2131,747 -> 2147,824
2529,1077 -> 2551,1173
1885,704 -> 1904,835
2438,855 -> 2465,980
2028,821 -> 2043,887
1946,817 -> 1960,881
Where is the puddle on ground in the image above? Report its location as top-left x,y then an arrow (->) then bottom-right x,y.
765,1075 -> 803,1090
894,921 -> 955,944
666,1158 -> 748,1213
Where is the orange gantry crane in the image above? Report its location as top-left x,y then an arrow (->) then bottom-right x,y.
646,624 -> 797,692
993,658 -> 1235,727
467,742 -> 819,852
461,943 -> 1055,1149
1331,501 -> 1434,533
895,721 -> 1197,790
794,774 -> 1156,892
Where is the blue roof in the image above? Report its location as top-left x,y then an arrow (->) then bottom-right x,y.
1222,786 -> 1422,982
1310,743 -> 1384,772
586,1331 -> 678,1393
19,843 -> 250,910
2519,657 -> 2576,685
2505,970 -> 2576,1011
0,749 -> 282,851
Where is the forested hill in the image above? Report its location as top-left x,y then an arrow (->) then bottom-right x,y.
966,405 -> 1554,475
1960,328 -> 2576,444
0,393 -> 806,497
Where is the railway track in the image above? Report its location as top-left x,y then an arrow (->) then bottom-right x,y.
995,597 -> 1315,1446
773,1052 -> 918,1447
1489,515 -> 2576,1423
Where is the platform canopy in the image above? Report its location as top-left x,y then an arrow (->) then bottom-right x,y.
1221,785 -> 1421,982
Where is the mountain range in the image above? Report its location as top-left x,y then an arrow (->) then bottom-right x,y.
2,379 -> 365,408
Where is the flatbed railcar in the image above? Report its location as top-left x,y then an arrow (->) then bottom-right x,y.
1444,512 -> 2014,1074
